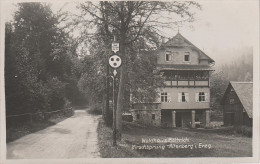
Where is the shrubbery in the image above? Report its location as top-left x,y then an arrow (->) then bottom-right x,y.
88,103 -> 103,115
234,126 -> 252,137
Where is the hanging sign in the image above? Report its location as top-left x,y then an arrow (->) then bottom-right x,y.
112,42 -> 119,53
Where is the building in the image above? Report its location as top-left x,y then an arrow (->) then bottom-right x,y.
221,82 -> 253,127
130,32 -> 215,128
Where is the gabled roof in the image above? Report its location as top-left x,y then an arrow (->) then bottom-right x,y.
157,64 -> 214,71
161,33 -> 215,64
221,82 -> 253,118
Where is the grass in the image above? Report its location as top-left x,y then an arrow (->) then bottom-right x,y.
97,120 -> 252,158
97,120 -> 142,158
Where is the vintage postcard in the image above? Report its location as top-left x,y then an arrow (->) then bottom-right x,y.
0,0 -> 259,163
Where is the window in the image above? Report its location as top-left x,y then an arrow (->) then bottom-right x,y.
165,51 -> 172,61
196,92 -> 208,102
152,114 -> 155,120
230,98 -> 235,104
161,92 -> 168,102
184,52 -> 190,62
182,92 -> 186,102
137,114 -> 140,119
199,92 -> 205,102
178,92 -> 189,102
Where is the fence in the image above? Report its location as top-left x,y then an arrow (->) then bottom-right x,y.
6,107 -> 73,127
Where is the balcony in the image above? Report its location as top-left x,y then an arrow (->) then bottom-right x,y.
162,70 -> 210,87
164,80 -> 209,87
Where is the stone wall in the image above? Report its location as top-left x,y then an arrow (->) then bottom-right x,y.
130,109 -> 161,127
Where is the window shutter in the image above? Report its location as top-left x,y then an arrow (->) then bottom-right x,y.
185,93 -> 189,102
195,93 -> 199,102
178,93 -> 181,102
205,93 -> 209,102
130,93 -> 132,102
168,93 -> 171,102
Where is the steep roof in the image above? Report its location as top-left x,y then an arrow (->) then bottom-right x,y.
157,64 -> 214,71
222,82 -> 253,118
161,33 -> 215,63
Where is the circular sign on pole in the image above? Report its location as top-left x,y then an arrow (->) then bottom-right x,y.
109,55 -> 121,69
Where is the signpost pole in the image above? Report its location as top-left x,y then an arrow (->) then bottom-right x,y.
109,36 -> 121,146
112,75 -> 116,146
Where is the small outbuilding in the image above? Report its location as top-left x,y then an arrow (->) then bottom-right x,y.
221,82 -> 253,127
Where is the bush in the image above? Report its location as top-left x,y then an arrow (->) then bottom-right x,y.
105,109 -> 113,127
234,126 -> 252,137
46,77 -> 66,111
122,115 -> 133,122
88,103 -> 102,115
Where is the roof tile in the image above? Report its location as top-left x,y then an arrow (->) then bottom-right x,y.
230,82 -> 253,118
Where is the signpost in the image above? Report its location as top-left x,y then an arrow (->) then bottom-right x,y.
109,45 -> 121,146
109,55 -> 122,69
112,42 -> 119,53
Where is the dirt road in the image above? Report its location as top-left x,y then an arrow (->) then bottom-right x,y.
7,110 -> 101,159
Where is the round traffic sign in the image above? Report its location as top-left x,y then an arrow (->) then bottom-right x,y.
109,55 -> 122,68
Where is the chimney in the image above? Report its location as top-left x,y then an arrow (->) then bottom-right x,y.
162,37 -> 166,44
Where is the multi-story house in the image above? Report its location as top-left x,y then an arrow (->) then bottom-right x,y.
130,32 -> 215,128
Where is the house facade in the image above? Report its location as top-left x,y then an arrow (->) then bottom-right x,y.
130,33 -> 215,128
221,82 -> 253,127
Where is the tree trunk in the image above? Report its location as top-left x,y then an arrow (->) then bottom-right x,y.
116,33 -> 126,140
104,56 -> 110,125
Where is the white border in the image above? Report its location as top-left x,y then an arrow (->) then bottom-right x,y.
0,0 -> 259,164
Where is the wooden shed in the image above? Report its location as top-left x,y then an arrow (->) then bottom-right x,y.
221,82 -> 252,127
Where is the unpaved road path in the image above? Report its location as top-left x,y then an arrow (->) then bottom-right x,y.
7,110 -> 101,159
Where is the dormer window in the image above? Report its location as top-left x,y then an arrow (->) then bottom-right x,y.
165,51 -> 172,61
184,52 -> 190,62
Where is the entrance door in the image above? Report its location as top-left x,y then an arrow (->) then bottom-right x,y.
176,112 -> 182,127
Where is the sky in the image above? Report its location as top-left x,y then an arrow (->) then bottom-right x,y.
2,0 -> 259,66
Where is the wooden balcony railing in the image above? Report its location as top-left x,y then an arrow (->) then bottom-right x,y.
164,79 -> 210,87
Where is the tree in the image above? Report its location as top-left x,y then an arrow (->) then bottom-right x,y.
210,71 -> 229,112
73,1 -> 201,139
5,3 -> 83,117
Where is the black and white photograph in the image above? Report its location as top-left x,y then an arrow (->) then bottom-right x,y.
0,0 -> 259,163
